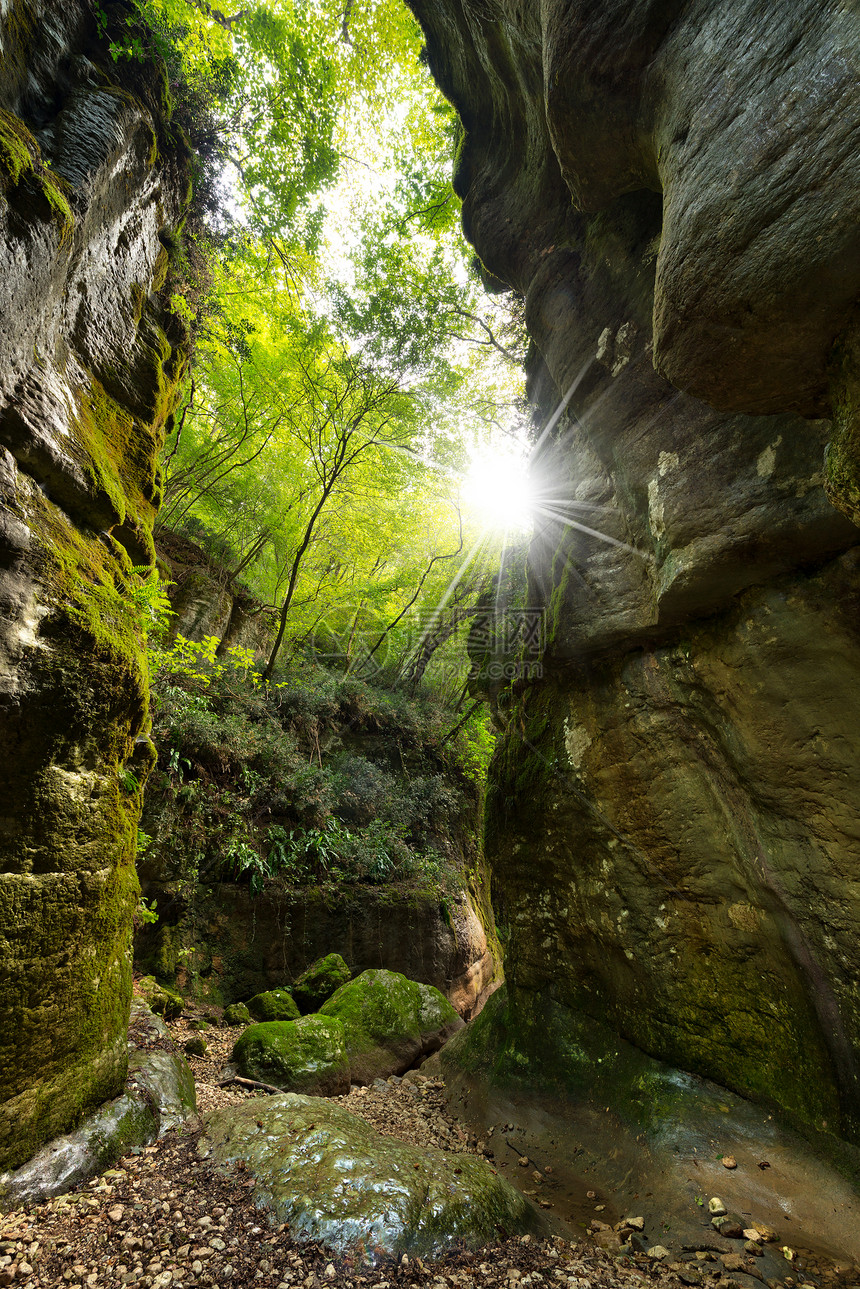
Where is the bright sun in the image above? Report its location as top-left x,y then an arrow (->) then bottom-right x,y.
462,448 -> 535,534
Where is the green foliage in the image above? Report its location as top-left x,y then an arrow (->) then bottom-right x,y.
118,768 -> 141,794
134,895 -> 159,927
144,650 -> 483,900
140,0 -> 528,699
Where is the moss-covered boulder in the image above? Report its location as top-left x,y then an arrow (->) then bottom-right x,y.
223,1002 -> 252,1027
246,989 -> 300,1023
232,1016 -> 350,1096
319,969 -> 463,1084
292,954 -> 352,1014
137,977 -> 184,1022
202,1093 -> 540,1259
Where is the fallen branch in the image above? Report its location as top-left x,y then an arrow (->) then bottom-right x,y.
218,1075 -> 284,1095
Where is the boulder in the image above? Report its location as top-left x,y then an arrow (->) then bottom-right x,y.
292,954 -> 352,1014
319,968 -> 463,1084
0,1004 -> 195,1210
201,1094 -> 540,1259
223,1002 -> 252,1027
232,1016 -> 350,1096
246,989 -> 300,1022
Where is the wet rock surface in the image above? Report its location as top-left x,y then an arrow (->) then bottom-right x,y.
0,1002 -> 856,1286
436,996 -> 860,1269
202,1093 -> 539,1258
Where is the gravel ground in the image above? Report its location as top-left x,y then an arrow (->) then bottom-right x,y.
2,1009 -> 856,1289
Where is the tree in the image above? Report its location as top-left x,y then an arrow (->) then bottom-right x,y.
147,0 -> 529,701
261,348 -> 419,680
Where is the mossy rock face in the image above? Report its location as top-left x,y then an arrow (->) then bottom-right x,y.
232,1017 -> 350,1096
223,1003 -> 252,1027
246,989 -> 300,1023
202,1094 -> 541,1259
137,977 -> 184,1022
319,969 -> 463,1084
0,1004 -> 196,1209
292,954 -> 352,1014
0,2 -> 193,1172
440,984 -> 710,1133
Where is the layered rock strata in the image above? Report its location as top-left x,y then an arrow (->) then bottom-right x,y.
407,0 -> 860,1144
0,2 -> 191,1168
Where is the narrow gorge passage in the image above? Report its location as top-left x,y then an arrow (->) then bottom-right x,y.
7,998 -> 858,1287
2,0 -> 860,1283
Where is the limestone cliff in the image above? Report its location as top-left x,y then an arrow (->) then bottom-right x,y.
408,0 -> 860,1145
0,1 -> 191,1168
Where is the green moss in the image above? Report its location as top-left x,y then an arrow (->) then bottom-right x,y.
441,985 -> 703,1132
223,1002 -> 252,1026
232,1016 -> 350,1095
0,858 -> 137,1170
137,976 -> 184,1021
319,968 -> 459,1083
131,281 -> 146,326
71,376 -> 156,538
826,325 -> 860,526
292,954 -> 352,1014
484,688 -> 557,852
246,988 -> 300,1023
150,245 -> 170,293
0,109 -> 37,185
29,493 -> 145,695
0,108 -> 75,243
448,978 -> 844,1140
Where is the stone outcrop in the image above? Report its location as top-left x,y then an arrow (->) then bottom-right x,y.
0,2 -> 191,1168
408,0 -> 860,1146
136,880 -> 500,1021
156,529 -> 271,658
0,1003 -> 195,1210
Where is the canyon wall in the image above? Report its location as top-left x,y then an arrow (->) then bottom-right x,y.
408,0 -> 860,1145
0,2 -> 190,1169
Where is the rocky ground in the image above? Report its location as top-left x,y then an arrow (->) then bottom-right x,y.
2,1009 -> 856,1289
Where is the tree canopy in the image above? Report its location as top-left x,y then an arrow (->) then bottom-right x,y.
116,0 -> 530,695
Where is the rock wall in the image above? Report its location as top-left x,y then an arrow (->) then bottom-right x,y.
408,0 -> 860,1145
0,2 -> 191,1169
156,529 -> 272,658
136,881 -> 499,1020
